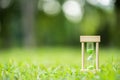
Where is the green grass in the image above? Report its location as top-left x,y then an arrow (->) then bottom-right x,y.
0,47 -> 120,80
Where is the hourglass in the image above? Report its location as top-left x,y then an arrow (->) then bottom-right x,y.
80,36 -> 100,71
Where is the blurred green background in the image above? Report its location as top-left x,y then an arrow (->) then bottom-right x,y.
0,1 -> 120,79
0,0 -> 120,49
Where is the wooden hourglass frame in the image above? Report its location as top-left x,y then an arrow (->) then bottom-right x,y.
80,36 -> 101,71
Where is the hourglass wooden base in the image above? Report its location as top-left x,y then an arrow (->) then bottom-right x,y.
80,36 -> 101,71
80,69 -> 101,72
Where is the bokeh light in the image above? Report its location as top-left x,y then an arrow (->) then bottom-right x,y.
62,0 -> 83,23
87,0 -> 115,11
0,0 -> 11,9
98,0 -> 111,6
42,0 -> 61,16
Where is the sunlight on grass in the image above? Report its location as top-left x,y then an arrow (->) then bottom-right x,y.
0,47 -> 119,65
0,47 -> 120,79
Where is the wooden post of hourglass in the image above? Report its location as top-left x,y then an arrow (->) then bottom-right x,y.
96,42 -> 99,70
81,42 -> 85,70
80,36 -> 100,71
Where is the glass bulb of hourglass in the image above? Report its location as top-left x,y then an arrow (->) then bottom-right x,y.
86,42 -> 94,69
86,42 -> 94,54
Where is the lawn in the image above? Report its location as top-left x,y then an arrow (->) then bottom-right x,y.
0,47 -> 120,80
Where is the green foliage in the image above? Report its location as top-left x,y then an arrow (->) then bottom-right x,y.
0,48 -> 119,80
0,61 -> 119,80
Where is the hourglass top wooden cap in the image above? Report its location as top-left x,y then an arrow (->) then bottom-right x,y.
80,36 -> 100,42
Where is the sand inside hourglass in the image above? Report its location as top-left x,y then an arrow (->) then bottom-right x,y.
87,49 -> 94,54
